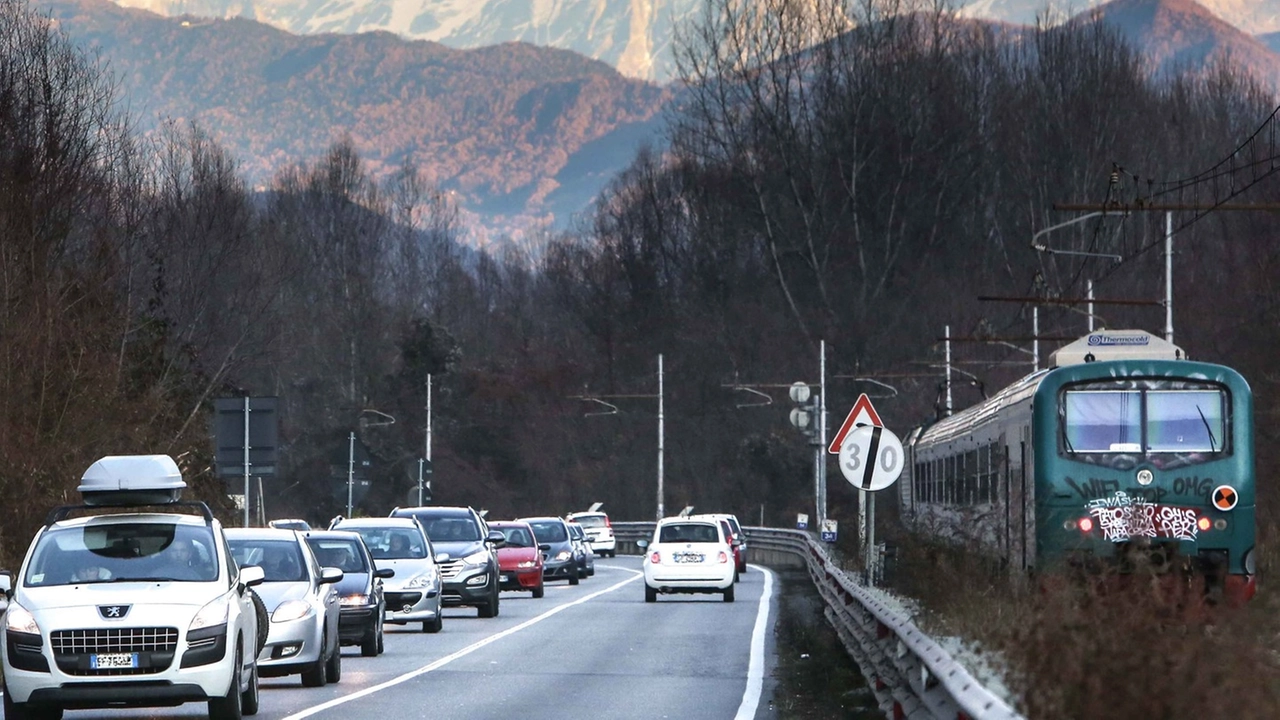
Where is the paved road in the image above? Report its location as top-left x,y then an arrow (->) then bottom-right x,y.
39,558 -> 780,720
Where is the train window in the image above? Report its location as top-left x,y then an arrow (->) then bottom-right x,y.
1147,390 -> 1224,453
1063,390 -> 1142,453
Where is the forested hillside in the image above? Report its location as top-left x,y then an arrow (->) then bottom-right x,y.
3,0 -> 1280,603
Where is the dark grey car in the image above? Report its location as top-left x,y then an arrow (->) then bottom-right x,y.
519,517 -> 579,586
389,506 -> 505,618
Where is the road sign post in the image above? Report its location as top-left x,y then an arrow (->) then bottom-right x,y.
820,519 -> 838,543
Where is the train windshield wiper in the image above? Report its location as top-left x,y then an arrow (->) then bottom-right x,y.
1196,405 -> 1218,453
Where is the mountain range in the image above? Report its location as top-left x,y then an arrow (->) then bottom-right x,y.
98,0 -> 1280,81
28,0 -> 1280,239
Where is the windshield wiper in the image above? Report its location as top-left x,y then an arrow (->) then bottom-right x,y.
1196,406 -> 1218,453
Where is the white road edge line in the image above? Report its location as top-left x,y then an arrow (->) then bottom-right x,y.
734,565 -> 774,720
283,570 -> 643,720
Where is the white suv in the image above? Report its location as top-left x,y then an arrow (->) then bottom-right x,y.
0,455 -> 265,720
566,511 -> 616,558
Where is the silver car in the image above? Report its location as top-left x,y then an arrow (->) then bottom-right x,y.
226,529 -> 343,687
331,518 -> 444,633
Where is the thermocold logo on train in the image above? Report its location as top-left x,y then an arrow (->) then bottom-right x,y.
1087,334 -> 1151,346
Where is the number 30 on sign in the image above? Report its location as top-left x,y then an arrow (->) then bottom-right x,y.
837,425 -> 904,491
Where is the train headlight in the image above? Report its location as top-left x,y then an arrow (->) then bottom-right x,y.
1197,516 -> 1211,532
1078,517 -> 1094,533
1244,547 -> 1256,575
1136,469 -> 1154,486
1214,518 -> 1228,531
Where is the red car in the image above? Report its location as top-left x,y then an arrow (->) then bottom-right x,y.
490,521 -> 546,598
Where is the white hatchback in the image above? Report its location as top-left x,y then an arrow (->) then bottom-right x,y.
566,512 -> 616,557
638,518 -> 736,603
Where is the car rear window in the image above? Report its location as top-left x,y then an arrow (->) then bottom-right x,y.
573,515 -> 607,528
658,523 -> 719,544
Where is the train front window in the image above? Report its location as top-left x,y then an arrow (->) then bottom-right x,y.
1063,391 -> 1142,453
1062,386 -> 1227,457
1146,390 -> 1223,453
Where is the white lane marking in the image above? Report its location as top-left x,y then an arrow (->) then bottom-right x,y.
283,569 -> 643,720
734,565 -> 774,720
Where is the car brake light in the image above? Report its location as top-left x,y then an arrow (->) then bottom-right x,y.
1078,517 -> 1094,533
1197,516 -> 1211,532
605,517 -> 612,528
718,551 -> 728,564
649,551 -> 660,564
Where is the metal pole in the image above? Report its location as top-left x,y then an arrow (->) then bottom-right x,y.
813,399 -> 822,531
347,431 -> 355,517
819,339 -> 827,526
867,494 -> 876,585
243,397 -> 250,528
417,458 -> 424,507
1165,211 -> 1174,343
421,373 -> 432,506
1033,307 -> 1040,370
1087,280 -> 1095,332
945,325 -> 953,416
657,354 -> 665,521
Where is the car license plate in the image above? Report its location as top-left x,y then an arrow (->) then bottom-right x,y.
674,553 -> 704,564
90,653 -> 138,669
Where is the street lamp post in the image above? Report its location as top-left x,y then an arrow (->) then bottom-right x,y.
347,409 -> 395,517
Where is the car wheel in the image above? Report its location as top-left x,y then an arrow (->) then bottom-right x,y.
362,617 -> 380,657
644,584 -> 657,603
301,636 -> 327,687
734,568 -> 740,583
249,590 -> 269,657
208,645 -> 244,720
325,639 -> 342,684
377,623 -> 385,654
724,584 -> 735,603
241,659 -> 260,716
532,584 -> 544,599
424,612 -> 443,633
569,572 -> 580,586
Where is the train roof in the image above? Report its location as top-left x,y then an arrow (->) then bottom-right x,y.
1048,329 -> 1184,367
914,368 -> 1051,447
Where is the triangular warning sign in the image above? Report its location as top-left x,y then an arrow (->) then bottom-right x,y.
827,393 -> 883,454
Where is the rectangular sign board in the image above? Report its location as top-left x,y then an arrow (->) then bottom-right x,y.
214,397 -> 279,478
821,519 -> 838,543
796,513 -> 809,530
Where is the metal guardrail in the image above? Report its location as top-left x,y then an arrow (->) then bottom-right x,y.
612,522 -> 1023,720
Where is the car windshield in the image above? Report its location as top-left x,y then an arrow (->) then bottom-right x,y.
228,539 -> 306,582
351,527 -> 427,559
497,527 -> 534,547
659,523 -> 719,544
306,538 -> 367,572
573,515 -> 607,528
25,523 -> 219,587
528,520 -> 568,543
419,516 -> 481,542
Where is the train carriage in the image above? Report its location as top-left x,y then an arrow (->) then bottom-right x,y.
900,330 -> 1255,605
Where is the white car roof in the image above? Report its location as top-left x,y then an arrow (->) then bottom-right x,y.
50,512 -> 211,530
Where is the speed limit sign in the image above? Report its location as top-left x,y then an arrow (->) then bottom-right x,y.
838,425 -> 904,491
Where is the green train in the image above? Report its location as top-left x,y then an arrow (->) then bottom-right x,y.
899,329 -> 1256,605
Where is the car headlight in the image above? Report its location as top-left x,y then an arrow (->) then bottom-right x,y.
405,572 -> 436,589
5,602 -> 40,635
516,560 -> 537,569
272,600 -> 313,623
189,598 -> 229,632
554,550 -> 572,562
340,593 -> 371,607
462,551 -> 489,566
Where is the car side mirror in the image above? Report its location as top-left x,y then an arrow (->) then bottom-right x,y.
0,571 -> 12,597
636,540 -> 649,550
486,529 -> 507,548
319,567 -> 343,584
239,565 -> 265,589
375,567 -> 395,579
538,543 -> 551,552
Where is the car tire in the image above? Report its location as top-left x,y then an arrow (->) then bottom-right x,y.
734,568 -> 740,583
301,638 -> 327,687
249,590 -> 269,657
569,572 -> 580,586
325,640 -> 342,684
644,584 -> 657,603
425,613 -> 443,633
532,584 -> 544,599
724,584 -> 735,603
362,618 -> 380,657
241,659 -> 260,716
208,646 -> 244,720
377,627 -> 385,654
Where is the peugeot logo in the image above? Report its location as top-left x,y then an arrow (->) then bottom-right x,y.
98,605 -> 130,619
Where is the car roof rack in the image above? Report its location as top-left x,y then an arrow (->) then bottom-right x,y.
46,500 -> 215,527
